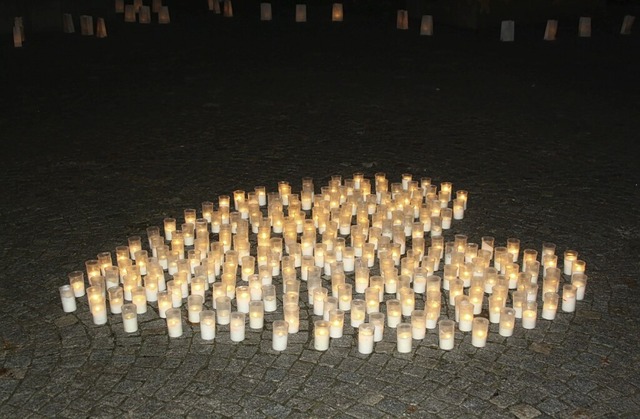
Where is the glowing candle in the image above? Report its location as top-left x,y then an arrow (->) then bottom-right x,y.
236,286 -> 251,313
329,309 -> 345,338
263,284 -> 277,312
350,299 -> 365,327
131,286 -> 147,314
522,302 -> 537,329
272,320 -> 289,351
499,307 -> 515,336
439,319 -> 455,350
563,250 -> 578,275
284,303 -> 300,333
200,310 -> 216,340
411,310 -> 426,339
471,317 -> 489,347
358,323 -> 375,354
230,312 -> 245,342
314,320 -> 330,351
122,303 -> 138,333
216,296 -> 231,325
396,323 -> 412,353
562,284 -> 577,312
365,287 -> 380,314
59,285 -> 77,312
512,290 -> 525,318
157,291 -> 172,318
571,273 -> 587,300
187,295 -> 203,323
249,301 -> 264,329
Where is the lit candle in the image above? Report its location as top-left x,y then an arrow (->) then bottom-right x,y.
400,288 -> 415,317
323,296 -> 338,322
350,299 -> 366,327
249,301 -> 264,330
236,286 -> 251,313
458,300 -> 474,332
128,236 -> 142,260
59,285 -> 77,313
571,273 -> 588,300
230,312 -> 246,342
522,302 -> 537,329
411,310 -> 426,339
426,297 -> 441,329
355,266 -> 370,293
358,323 -> 375,354
562,284 -> 577,312
284,303 -> 300,333
563,250 -> 578,275
338,283 -> 352,311
108,286 -> 124,314
452,199 -> 464,220
314,320 -> 330,351
216,296 -> 231,325
572,259 -> 586,276
131,286 -> 147,314
90,295 -> 108,325
370,312 -> 385,342
69,271 -> 86,297
488,295 -> 503,324
386,299 -> 402,328
157,291 -> 172,318
365,287 -> 380,314
188,295 -> 203,323
329,309 -> 345,338
512,291 -> 525,318
122,303 -> 138,333
499,307 -> 515,337
199,310 -> 216,340
263,284 -> 277,312
85,259 -> 101,280
471,317 -> 489,347
506,238 -> 520,263
449,279 -> 464,305
396,323 -> 413,353
438,319 -> 455,350
272,320 -> 289,351
542,292 -> 559,320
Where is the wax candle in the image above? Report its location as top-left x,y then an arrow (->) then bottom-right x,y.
571,273 -> 588,300
541,242 -> 556,257
200,310 -> 216,340
411,310 -> 426,339
512,291 -> 525,318
350,299 -> 366,327
329,309 -> 345,338
323,297 -> 338,322
131,286 -> 147,314
358,323 -> 375,354
572,259 -> 586,276
69,271 -> 86,297
506,238 -> 520,263
108,286 -> 124,314
400,288 -> 415,317
562,284 -> 577,312
452,198 -> 465,220
122,303 -> 138,333
249,301 -> 264,329
471,317 -> 489,347
230,312 -> 246,342
365,287 -> 380,314
542,292 -> 559,320
314,320 -> 330,351
235,286 -> 250,313
157,291 -> 171,318
458,300 -> 474,332
563,250 -> 578,276
272,320 -> 289,351
449,279 -> 464,305
187,295 -> 203,323
216,296 -> 231,325
439,319 -> 455,350
499,307 -> 515,337
370,312 -> 385,342
338,284 -> 352,311
166,308 -> 183,337
396,323 -> 412,353
386,299 -> 402,328
284,303 -> 300,333
469,286 -> 484,315
59,285 -> 77,312
522,302 -> 537,329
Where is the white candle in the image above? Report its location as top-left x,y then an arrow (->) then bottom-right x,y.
131,287 -> 147,314
396,324 -> 412,353
351,299 -> 366,327
157,291 -> 172,318
386,299 -> 402,328
90,299 -> 108,325
438,319 -> 455,350
166,309 -> 183,337
188,295 -> 203,323
563,250 -> 578,276
69,271 -> 86,297
571,273 -> 587,300
314,320 -> 330,351
284,303 -> 300,333
329,309 -> 344,338
199,311 -> 216,340
499,308 -> 515,336
236,286 -> 250,313
522,304 -> 537,329
400,288 -> 415,317
542,292 -> 558,320
263,285 -> 277,312
272,320 -> 289,351
411,310 -> 426,340
370,313 -> 385,342
216,297 -> 231,325
249,301 -> 264,330
230,312 -> 245,342
59,285 -> 77,312
471,317 -> 489,347
562,284 -> 577,312
358,323 -> 375,354
122,304 -> 138,333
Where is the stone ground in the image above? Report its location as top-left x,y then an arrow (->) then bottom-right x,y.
1,5 -> 639,418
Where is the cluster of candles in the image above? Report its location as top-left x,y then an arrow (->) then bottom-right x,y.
59,172 -> 588,353
118,0 -> 171,24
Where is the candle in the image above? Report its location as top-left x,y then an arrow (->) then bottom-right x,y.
131,286 -> 147,314
167,281 -> 182,308
469,286 -> 484,315
452,199 -> 464,220
329,309 -> 345,338
230,312 -> 246,342
323,297 -> 338,321
506,238 -> 520,263
370,312 -> 385,342
542,292 -> 559,320
541,242 -> 556,257
571,273 -> 588,300
284,303 -> 300,333
338,284 -> 352,311
488,295 -> 504,324
85,259 -> 101,280
158,291 -> 172,318
108,286 -> 124,314
365,287 -> 380,314
396,323 -> 413,353
499,307 -> 515,337
386,299 -> 402,328
411,310 -> 426,339
249,301 -> 264,330
216,296 -> 231,325
263,284 -> 277,312
166,308 -> 183,337
512,291 -> 525,318
59,285 -> 77,312
199,310 -> 216,340
314,320 -> 330,351
449,279 -> 464,306
90,295 -> 108,325
272,320 -> 289,351
342,247 -> 355,272
358,323 -> 375,354
122,303 -> 138,333
562,284 -> 577,312
350,299 -> 366,327
457,300 -> 474,332
438,319 -> 455,350
235,286 -> 250,313
400,288 -> 415,317
471,317 -> 489,347
522,302 -> 537,329
69,271 -> 86,297
572,259 -> 586,276
563,250 -> 578,275
355,266 -> 370,293
188,295 -> 203,323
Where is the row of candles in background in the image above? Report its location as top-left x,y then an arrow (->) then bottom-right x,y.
59,172 -> 588,353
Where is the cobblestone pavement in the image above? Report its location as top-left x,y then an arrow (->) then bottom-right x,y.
1,7 -> 639,418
